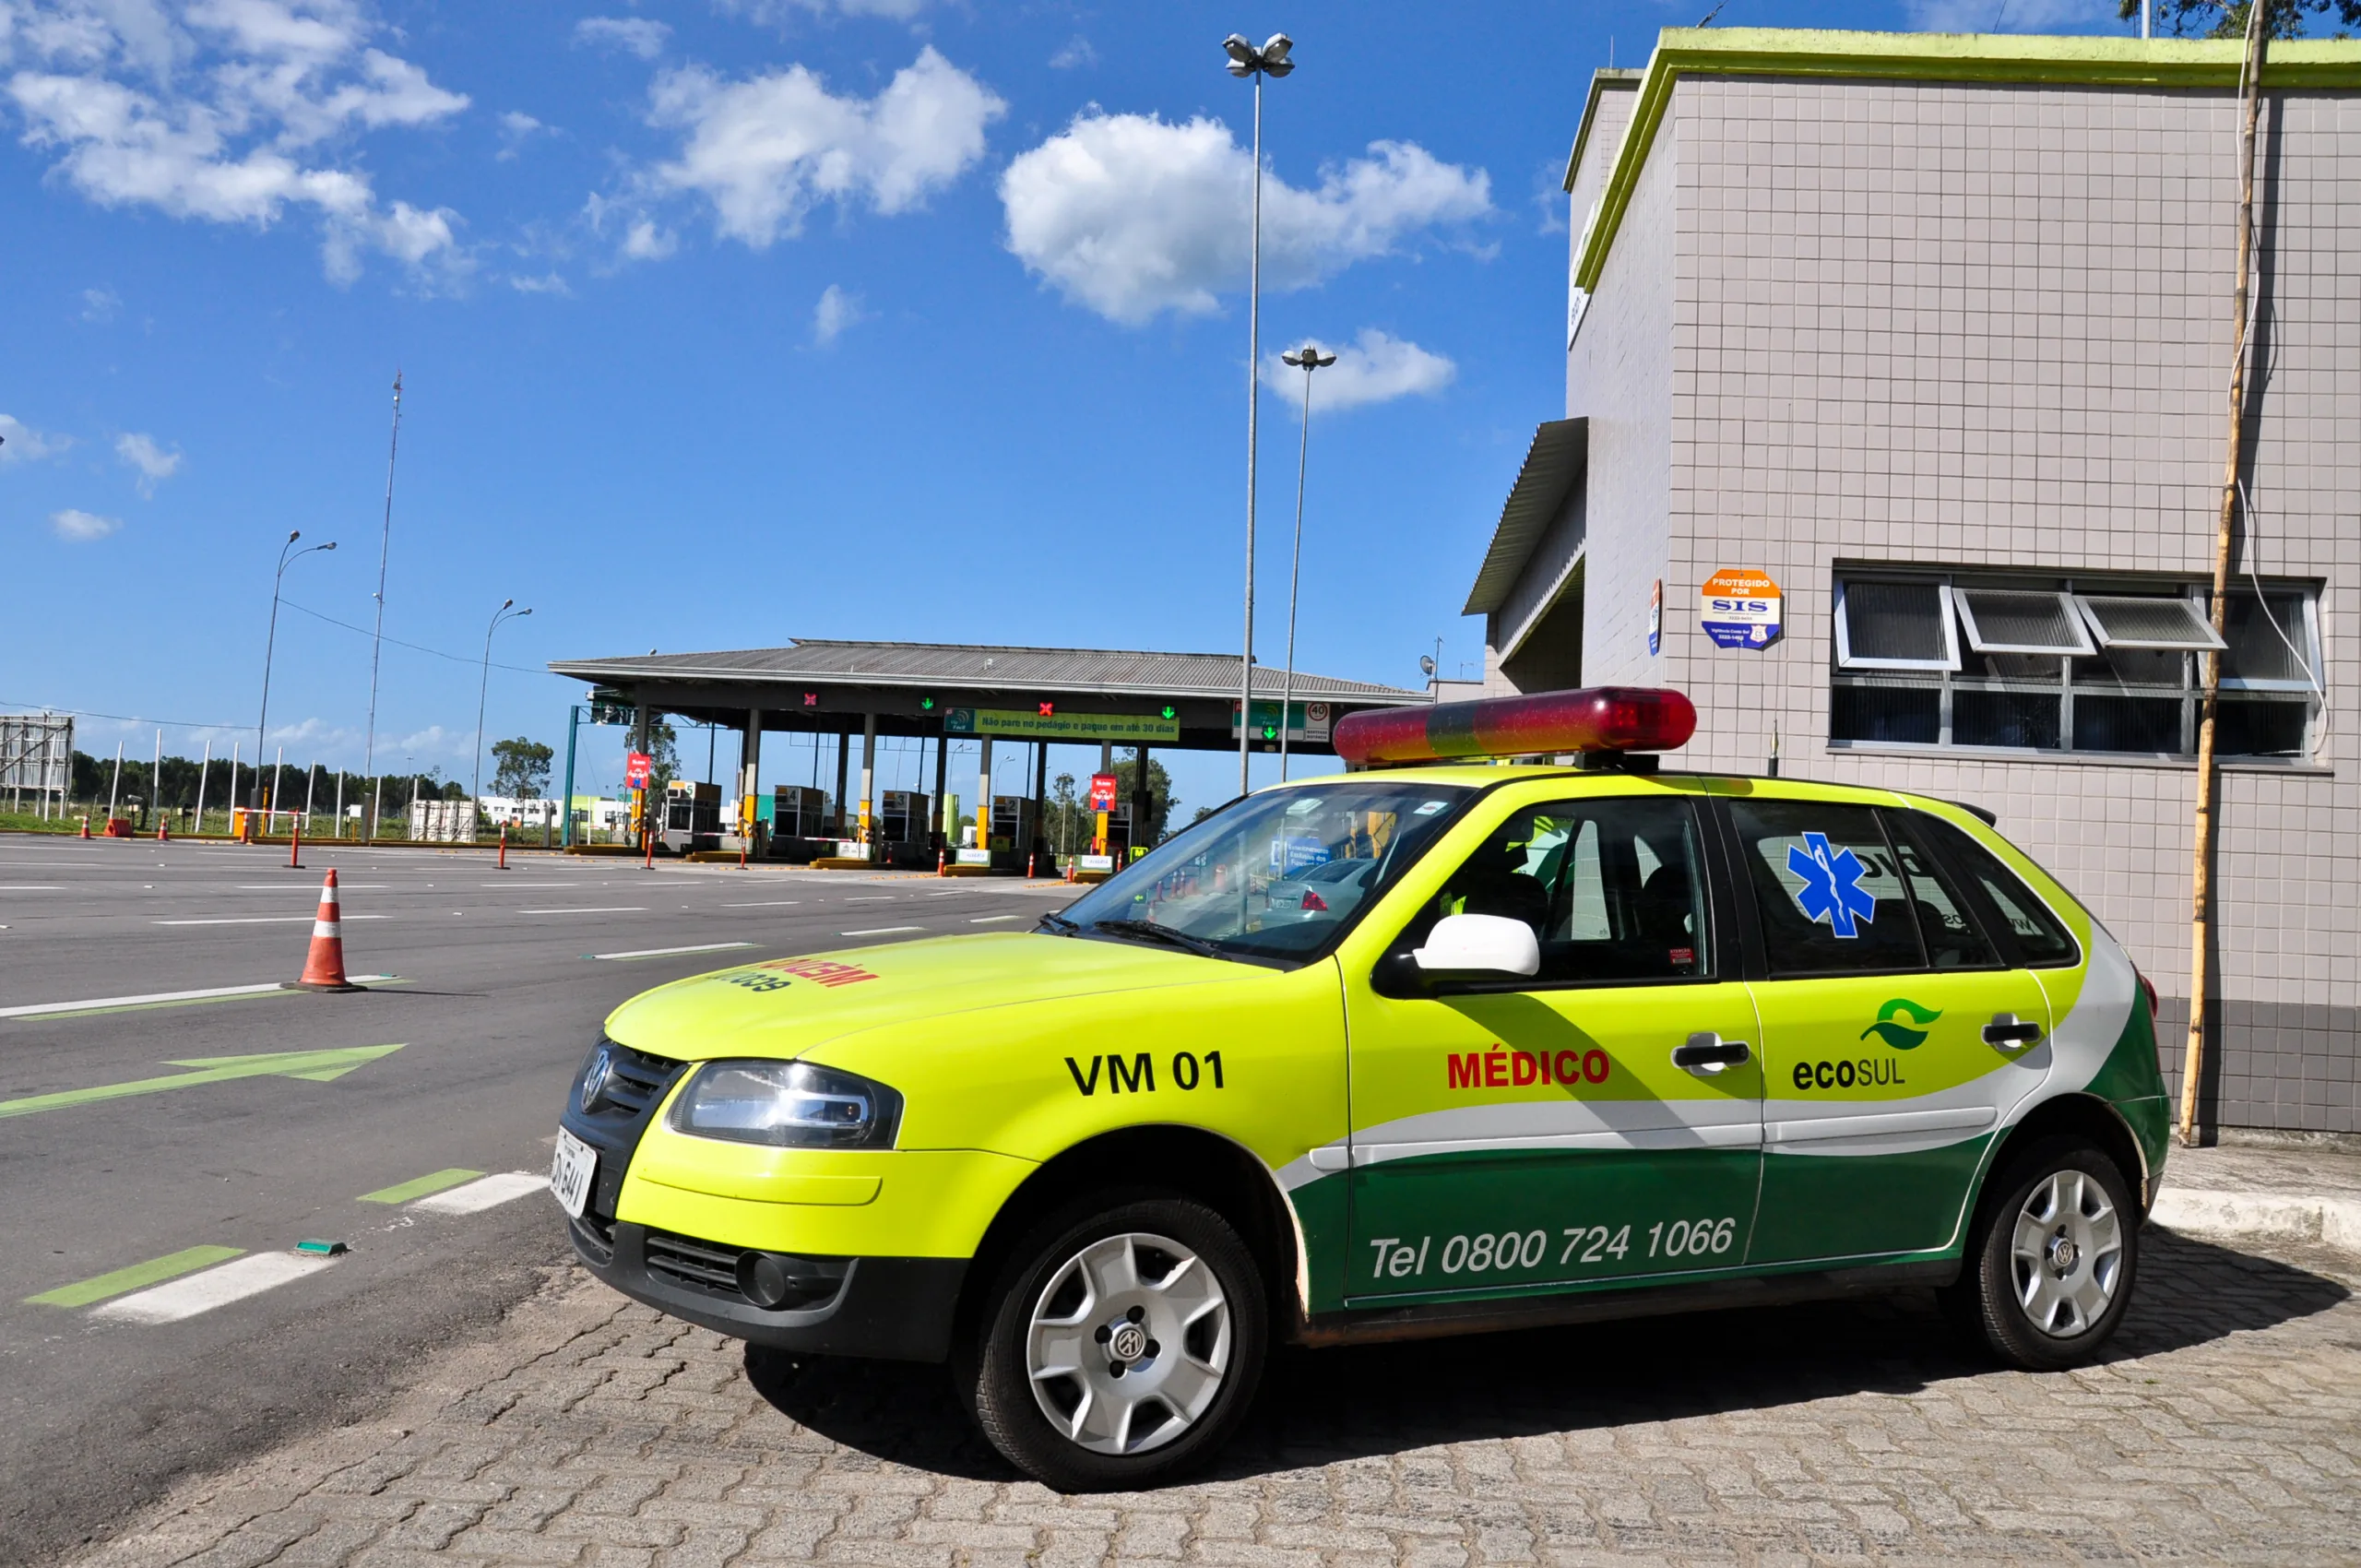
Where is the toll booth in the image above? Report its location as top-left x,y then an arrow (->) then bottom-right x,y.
880,790 -> 931,845
771,785 -> 829,840
990,796 -> 1036,852
1101,800 -> 1134,856
659,780 -> 721,855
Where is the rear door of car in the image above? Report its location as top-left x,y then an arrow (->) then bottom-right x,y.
1716,794 -> 2053,1265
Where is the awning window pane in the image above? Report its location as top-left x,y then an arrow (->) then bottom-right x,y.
2074,594 -> 2225,651
2216,697 -> 2308,757
1952,690 -> 2059,750
2072,695 -> 2183,754
1831,683 -> 1940,744
1835,581 -> 1958,671
1953,589 -> 2094,656
2223,592 -> 2315,686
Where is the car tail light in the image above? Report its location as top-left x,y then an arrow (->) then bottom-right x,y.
1300,889 -> 1328,912
1333,687 -> 1697,767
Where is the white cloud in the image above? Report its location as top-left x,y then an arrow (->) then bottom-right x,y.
52,506 -> 122,540
1259,330 -> 1456,414
719,0 -> 933,21
620,216 -> 675,259
573,16 -> 668,60
114,430 -> 182,493
1001,113 -> 1492,324
508,270 -> 570,294
1905,0 -> 2116,27
0,413 -> 74,461
812,281 -> 866,345
2,1 -> 471,283
81,285 -> 122,320
495,109 -> 545,160
639,46 -> 1003,248
1049,35 -> 1095,69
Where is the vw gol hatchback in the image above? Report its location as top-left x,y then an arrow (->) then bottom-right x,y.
553,688 -> 2168,1490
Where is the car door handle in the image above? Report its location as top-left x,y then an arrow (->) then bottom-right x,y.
1983,1014 -> 2046,1049
1672,1033 -> 1751,1074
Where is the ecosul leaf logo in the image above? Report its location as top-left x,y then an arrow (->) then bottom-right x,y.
1861,998 -> 1941,1051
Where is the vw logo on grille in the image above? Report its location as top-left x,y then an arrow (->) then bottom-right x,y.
579,1046 -> 615,1112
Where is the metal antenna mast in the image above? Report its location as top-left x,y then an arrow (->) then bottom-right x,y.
362,371 -> 401,841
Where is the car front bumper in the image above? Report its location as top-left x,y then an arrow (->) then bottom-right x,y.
567,1212 -> 967,1361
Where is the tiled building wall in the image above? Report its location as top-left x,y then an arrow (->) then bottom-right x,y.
1562,90 -> 1677,695
1625,74 -> 2358,1132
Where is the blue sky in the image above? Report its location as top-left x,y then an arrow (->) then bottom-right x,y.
1,0 -> 2137,814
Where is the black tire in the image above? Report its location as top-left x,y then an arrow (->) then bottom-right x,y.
965,1192 -> 1266,1491
1941,1134 -> 2139,1371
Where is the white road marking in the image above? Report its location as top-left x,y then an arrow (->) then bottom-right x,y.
843,896 -> 896,902
0,976 -> 406,1019
480,882 -> 577,888
93,1253 -> 335,1324
968,915 -> 1024,923
589,942 -> 757,960
154,914 -> 390,926
842,925 -> 925,936
235,884 -> 389,890
409,1171 -> 548,1215
516,907 -> 648,915
0,885 -> 64,891
722,900 -> 801,908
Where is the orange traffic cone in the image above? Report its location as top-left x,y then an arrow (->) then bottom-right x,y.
288,869 -> 364,992
157,818 -> 170,842
79,814 -> 91,838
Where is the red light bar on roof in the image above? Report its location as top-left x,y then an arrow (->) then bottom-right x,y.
1333,687 -> 1697,767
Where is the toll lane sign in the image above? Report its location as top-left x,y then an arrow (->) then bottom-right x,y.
624,751 -> 653,788
1088,773 -> 1119,812
1700,568 -> 1783,649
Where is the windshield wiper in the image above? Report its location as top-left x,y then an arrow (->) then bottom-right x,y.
1036,912 -> 1080,935
1091,918 -> 1223,959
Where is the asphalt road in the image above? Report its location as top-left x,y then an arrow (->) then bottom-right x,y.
0,834 -> 1076,1568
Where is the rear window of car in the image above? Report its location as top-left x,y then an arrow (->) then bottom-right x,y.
1910,814 -> 2081,968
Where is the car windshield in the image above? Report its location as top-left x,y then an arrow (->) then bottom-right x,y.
1054,779 -> 1474,964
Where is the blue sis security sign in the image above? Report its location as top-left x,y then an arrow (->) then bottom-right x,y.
1699,568 -> 1784,649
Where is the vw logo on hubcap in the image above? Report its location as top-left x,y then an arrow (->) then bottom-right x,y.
2047,1234 -> 2080,1273
1109,1323 -> 1148,1361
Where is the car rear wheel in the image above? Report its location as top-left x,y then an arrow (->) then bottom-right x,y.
1943,1134 -> 2138,1371
967,1194 -> 1265,1491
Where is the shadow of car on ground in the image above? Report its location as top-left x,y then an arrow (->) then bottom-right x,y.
742,1227 -> 2350,1487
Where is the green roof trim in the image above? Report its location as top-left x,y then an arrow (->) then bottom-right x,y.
1573,28 -> 2361,291
1560,69 -> 1643,195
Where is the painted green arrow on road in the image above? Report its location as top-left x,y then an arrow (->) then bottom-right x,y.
0,1045 -> 406,1120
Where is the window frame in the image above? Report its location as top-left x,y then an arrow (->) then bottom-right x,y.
1833,578 -> 1963,672
1954,588 -> 2096,658
1829,568 -> 2323,765
2073,592 -> 2226,653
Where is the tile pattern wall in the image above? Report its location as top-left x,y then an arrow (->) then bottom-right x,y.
1563,73 -> 2357,1132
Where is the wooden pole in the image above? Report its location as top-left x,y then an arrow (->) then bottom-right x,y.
2179,6 -> 2268,1148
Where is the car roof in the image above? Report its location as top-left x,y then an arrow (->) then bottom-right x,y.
1262,764 -> 1993,825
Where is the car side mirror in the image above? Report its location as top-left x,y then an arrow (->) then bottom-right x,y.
1411,913 -> 1540,979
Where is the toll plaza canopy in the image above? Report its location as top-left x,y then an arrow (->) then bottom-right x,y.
546,639 -> 1428,859
547,639 -> 1424,754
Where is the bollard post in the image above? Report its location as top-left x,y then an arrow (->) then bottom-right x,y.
644,825 -> 655,871
289,824 -> 303,869
498,824 -> 508,871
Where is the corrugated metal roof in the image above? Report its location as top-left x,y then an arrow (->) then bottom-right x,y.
1463,419 -> 1586,617
549,640 -> 1423,702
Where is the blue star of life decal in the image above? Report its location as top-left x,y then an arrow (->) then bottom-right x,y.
1787,830 -> 1877,938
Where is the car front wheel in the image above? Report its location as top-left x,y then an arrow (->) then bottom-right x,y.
1944,1134 -> 2138,1371
967,1194 -> 1266,1491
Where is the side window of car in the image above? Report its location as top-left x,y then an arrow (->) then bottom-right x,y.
1880,813 -> 1999,970
1911,814 -> 2082,967
1407,797 -> 1712,984
1727,801 -> 1925,975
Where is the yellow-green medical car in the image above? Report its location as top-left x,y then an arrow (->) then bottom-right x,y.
552,689 -> 2167,1490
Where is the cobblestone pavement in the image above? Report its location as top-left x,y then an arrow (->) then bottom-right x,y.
69,1229 -> 2361,1568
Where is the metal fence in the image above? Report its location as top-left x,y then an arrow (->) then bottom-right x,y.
0,714 -> 74,816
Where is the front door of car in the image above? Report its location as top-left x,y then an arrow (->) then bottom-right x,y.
1342,788 -> 1765,1301
1719,797 -> 2054,1265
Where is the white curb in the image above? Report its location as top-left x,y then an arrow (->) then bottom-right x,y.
2151,1189 -> 2361,1253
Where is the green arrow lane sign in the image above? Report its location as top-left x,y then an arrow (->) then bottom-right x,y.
0,1045 -> 406,1121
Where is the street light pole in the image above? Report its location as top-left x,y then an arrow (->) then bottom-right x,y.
1277,343 -> 1335,782
1226,30 -> 1295,799
473,600 -> 532,814
255,530 -> 337,820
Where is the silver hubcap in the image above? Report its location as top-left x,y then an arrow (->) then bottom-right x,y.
1025,1231 -> 1230,1455
2011,1169 -> 2123,1339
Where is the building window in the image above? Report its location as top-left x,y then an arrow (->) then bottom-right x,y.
1830,569 -> 2322,762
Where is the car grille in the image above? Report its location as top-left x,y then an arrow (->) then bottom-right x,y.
590,1043 -> 682,1123
644,1230 -> 742,1299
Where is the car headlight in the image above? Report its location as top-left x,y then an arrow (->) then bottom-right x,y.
666,1060 -> 902,1150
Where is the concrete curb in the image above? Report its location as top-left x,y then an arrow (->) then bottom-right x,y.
2152,1189 -> 2361,1253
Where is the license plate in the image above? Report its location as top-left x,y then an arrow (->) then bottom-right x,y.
550,1128 -> 598,1219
